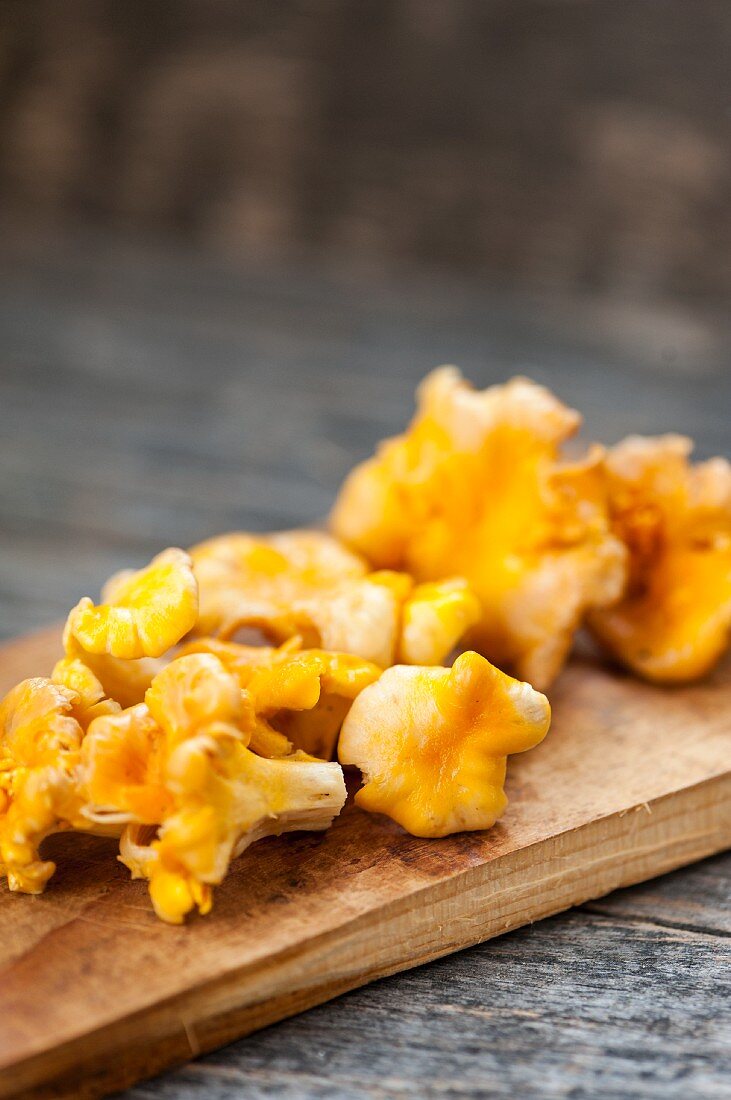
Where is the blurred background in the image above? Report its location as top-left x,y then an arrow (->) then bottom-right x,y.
0,0 -> 730,634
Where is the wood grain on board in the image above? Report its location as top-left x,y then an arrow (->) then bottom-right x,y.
0,626 -> 729,1099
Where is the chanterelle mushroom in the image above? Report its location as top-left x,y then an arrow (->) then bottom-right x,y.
331,367 -> 626,688
51,654 -> 121,727
0,679 -> 92,892
68,547 -> 198,660
190,529 -> 479,669
399,579 -> 481,665
589,434 -> 731,682
190,529 -> 367,638
338,651 -> 551,837
82,653 -> 347,922
180,636 -> 381,760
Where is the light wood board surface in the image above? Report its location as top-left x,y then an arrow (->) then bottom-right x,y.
0,626 -> 729,1099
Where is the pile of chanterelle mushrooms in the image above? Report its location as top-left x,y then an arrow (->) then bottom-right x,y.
2,369 -> 728,921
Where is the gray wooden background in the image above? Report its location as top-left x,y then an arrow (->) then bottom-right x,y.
0,3 -> 729,1096
0,0 -> 730,308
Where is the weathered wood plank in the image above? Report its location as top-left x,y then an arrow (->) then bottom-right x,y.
125,911 -> 731,1100
0,627 -> 728,1098
582,850 -> 731,935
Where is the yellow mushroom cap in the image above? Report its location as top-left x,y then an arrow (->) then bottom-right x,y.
1,678 -> 81,765
399,579 -> 482,665
51,656 -> 122,727
589,434 -> 731,682
190,529 -> 478,669
331,368 -> 626,688
68,547 -> 198,660
145,653 -> 245,743
81,654 -> 249,829
179,636 -> 381,760
58,619 -> 165,711
0,678 -> 86,892
338,650 -> 551,838
81,703 -> 172,825
190,529 -> 367,636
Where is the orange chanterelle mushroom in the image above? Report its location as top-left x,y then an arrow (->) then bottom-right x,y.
338,651 -> 551,837
0,677 -> 118,893
0,541 -> 389,922
190,528 -> 479,668
589,434 -> 731,682
68,547 -> 198,659
83,653 -> 347,923
180,636 -> 382,760
331,368 -> 626,688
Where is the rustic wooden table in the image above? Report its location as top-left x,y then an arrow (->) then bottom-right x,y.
0,233 -> 728,1099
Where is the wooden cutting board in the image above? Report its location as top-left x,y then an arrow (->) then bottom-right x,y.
0,626 -> 729,1100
